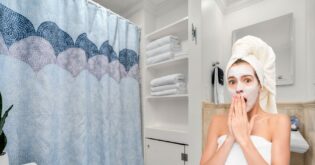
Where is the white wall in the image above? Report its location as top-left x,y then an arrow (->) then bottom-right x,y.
306,0 -> 315,100
201,0 -> 225,102
202,0 -> 314,103
154,0 -> 188,30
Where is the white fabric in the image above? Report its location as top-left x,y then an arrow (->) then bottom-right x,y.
150,74 -> 185,87
146,42 -> 181,57
151,88 -> 186,96
212,66 -> 224,104
290,131 -> 310,153
226,35 -> 277,113
217,135 -> 271,165
146,52 -> 174,65
146,35 -> 179,50
151,82 -> 186,92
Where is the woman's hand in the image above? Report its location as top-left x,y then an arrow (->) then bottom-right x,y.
227,97 -> 236,142
231,94 -> 257,146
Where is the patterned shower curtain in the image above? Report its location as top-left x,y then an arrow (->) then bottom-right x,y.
0,0 -> 143,164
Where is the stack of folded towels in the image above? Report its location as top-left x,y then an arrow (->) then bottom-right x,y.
146,35 -> 182,65
150,73 -> 186,96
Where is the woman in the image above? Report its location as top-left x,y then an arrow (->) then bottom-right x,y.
200,36 -> 291,165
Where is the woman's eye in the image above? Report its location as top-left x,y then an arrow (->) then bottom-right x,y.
244,79 -> 252,83
228,80 -> 235,84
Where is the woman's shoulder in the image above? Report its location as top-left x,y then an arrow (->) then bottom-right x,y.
269,113 -> 290,124
208,114 -> 228,134
211,114 -> 228,123
269,113 -> 291,136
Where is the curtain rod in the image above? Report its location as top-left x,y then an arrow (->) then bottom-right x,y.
86,0 -> 141,29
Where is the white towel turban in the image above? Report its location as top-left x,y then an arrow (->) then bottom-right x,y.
225,35 -> 277,114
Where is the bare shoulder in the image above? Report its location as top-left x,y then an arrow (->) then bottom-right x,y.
269,113 -> 290,126
210,114 -> 228,124
212,113 -> 228,120
269,113 -> 291,139
208,114 -> 228,135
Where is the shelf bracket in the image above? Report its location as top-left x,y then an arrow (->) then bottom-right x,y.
192,24 -> 197,44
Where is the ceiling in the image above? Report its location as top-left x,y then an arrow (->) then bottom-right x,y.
91,0 -> 259,15
93,0 -> 168,14
215,0 -> 264,14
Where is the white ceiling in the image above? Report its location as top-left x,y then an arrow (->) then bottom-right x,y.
93,0 -> 141,14
93,0 -> 168,14
215,0 -> 264,14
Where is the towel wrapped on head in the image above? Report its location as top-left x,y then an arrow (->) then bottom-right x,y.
225,35 -> 277,113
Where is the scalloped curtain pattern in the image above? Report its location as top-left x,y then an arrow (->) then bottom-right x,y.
0,0 -> 143,164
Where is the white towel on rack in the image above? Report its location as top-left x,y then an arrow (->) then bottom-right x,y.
150,74 -> 185,87
151,88 -> 186,96
151,82 -> 186,92
146,52 -> 174,65
146,35 -> 179,50
212,66 -> 225,104
146,42 -> 181,57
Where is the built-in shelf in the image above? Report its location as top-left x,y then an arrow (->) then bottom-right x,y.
145,126 -> 188,144
146,55 -> 188,70
146,17 -> 189,41
146,94 -> 189,101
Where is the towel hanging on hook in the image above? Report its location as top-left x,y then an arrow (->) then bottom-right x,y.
211,62 -> 225,104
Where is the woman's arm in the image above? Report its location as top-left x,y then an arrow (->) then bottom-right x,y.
271,114 -> 291,165
200,115 -> 235,165
201,98 -> 237,165
238,137 -> 269,165
230,95 -> 268,165
238,114 -> 291,165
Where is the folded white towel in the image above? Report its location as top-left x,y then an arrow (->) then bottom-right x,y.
151,88 -> 186,96
146,43 -> 181,57
151,82 -> 186,92
150,74 -> 185,87
146,35 -> 179,50
146,52 -> 174,65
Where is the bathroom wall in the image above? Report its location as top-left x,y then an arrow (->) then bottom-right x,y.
202,0 -> 314,103
306,0 -> 315,100
303,102 -> 315,165
201,0 -> 225,102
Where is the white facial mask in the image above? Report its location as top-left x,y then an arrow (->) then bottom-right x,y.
227,64 -> 260,112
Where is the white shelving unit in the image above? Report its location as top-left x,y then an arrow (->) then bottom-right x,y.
140,0 -> 203,164
145,17 -> 189,41
146,94 -> 189,101
143,17 -> 189,141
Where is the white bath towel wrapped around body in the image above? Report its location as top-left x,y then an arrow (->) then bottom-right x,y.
217,135 -> 272,165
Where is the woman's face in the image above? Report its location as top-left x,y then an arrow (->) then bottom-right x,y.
227,62 -> 260,112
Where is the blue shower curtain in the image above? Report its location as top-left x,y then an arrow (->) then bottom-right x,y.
0,0 -> 143,164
